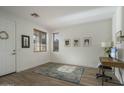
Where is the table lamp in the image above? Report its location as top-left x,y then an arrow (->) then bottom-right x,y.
101,42 -> 112,57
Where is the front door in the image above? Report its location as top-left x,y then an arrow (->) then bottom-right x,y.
0,18 -> 16,76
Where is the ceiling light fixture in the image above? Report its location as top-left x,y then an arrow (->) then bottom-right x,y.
30,13 -> 40,18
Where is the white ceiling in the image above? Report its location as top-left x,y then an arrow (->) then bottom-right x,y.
0,6 -> 117,31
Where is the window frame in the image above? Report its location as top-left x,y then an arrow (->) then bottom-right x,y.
53,32 -> 59,52
33,28 -> 47,52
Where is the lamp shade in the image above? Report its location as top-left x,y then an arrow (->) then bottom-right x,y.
101,42 -> 111,47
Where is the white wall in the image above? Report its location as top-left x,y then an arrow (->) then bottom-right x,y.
0,9 -> 50,72
51,20 -> 112,68
112,7 -> 124,84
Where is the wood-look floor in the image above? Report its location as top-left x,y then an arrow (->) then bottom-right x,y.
0,63 -> 121,86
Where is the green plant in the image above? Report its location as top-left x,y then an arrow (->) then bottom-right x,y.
104,47 -> 111,57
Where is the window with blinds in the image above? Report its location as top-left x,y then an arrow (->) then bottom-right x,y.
33,29 -> 47,52
53,33 -> 59,52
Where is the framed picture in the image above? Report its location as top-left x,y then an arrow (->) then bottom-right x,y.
73,39 -> 80,47
21,35 -> 30,48
83,37 -> 92,47
115,31 -> 122,44
64,39 -> 71,47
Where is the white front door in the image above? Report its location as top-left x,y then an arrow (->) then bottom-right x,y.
0,18 -> 16,76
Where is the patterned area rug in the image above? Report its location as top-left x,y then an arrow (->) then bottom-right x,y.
34,63 -> 84,84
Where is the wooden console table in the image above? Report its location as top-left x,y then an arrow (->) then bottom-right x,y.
99,57 -> 124,85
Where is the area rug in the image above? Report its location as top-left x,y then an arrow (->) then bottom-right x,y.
34,63 -> 84,84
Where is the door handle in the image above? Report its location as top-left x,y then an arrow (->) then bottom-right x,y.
12,50 -> 16,55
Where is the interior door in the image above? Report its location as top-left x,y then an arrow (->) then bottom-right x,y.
0,18 -> 16,76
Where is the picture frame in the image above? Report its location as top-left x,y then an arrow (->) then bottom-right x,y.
64,39 -> 71,47
73,39 -> 80,47
83,37 -> 92,47
21,35 -> 30,48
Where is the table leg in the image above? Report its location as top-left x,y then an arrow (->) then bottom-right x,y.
102,65 -> 104,85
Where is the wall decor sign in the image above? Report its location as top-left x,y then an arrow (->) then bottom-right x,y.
0,31 -> 9,40
83,37 -> 92,47
73,39 -> 80,47
64,39 -> 71,47
21,35 -> 30,48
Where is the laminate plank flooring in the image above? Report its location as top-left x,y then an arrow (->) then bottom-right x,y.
0,63 -> 121,86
